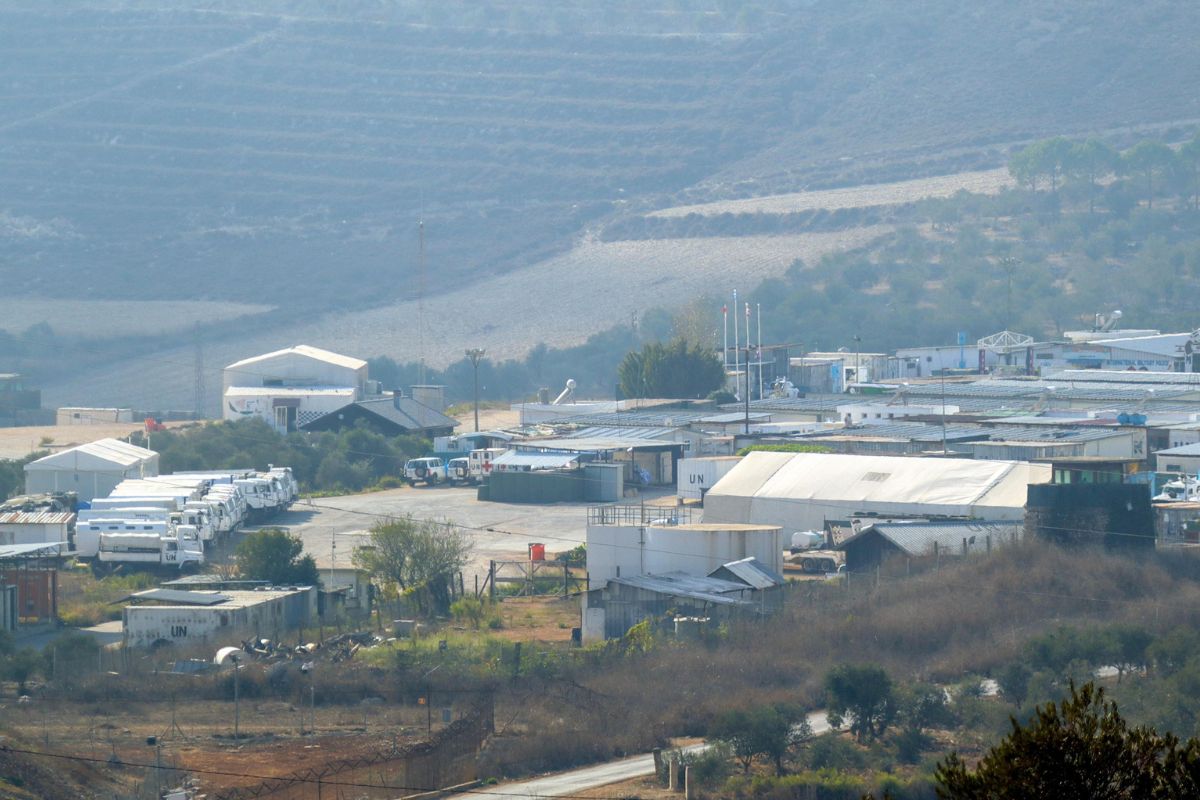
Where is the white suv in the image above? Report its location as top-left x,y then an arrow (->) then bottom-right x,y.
404,457 -> 448,486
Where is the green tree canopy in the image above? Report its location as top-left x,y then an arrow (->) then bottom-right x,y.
710,705 -> 811,776
234,528 -> 319,586
354,516 -> 472,615
825,664 -> 896,743
936,682 -> 1200,799
617,338 -> 725,399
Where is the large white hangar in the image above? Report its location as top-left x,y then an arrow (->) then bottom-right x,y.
701,452 -> 1051,532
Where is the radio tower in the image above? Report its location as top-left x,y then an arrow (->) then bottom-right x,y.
193,326 -> 206,420
417,219 -> 427,386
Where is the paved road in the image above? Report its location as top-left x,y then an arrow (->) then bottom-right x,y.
458,712 -> 834,798
257,486 -> 608,584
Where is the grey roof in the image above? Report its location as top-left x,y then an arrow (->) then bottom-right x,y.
491,451 -> 580,470
1044,370 -> 1200,386
795,421 -> 1132,445
844,520 -> 1023,556
353,397 -> 458,431
566,426 -> 679,441
1155,443 -> 1200,456
608,572 -> 754,606
127,589 -> 230,606
161,574 -> 269,588
709,557 -> 785,589
551,410 -> 710,428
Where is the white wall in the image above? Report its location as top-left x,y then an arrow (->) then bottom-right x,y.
677,457 -> 742,501
585,523 -> 782,583
223,351 -> 366,393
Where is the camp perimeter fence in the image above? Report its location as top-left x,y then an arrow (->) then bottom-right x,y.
210,691 -> 494,800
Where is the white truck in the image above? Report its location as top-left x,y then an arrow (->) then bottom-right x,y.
94,524 -> 203,576
234,477 -> 284,521
404,457 -> 449,486
468,448 -> 506,482
78,507 -> 216,549
265,466 -> 299,506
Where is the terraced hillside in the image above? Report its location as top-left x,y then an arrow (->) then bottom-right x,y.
7,1 -> 1200,409
0,6 -> 768,305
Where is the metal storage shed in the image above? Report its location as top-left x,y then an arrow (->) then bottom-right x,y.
23,438 -> 158,503
702,451 -> 1051,532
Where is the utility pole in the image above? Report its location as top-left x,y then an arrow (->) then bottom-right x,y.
852,335 -> 862,386
193,324 -> 206,420
465,348 -> 486,432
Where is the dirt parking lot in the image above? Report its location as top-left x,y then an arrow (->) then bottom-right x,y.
261,485 -> 676,586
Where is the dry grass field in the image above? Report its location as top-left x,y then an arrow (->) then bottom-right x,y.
0,299 -> 272,338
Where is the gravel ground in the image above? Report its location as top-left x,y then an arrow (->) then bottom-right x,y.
259,486 -> 614,585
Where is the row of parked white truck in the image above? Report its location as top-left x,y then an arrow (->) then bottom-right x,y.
75,466 -> 298,575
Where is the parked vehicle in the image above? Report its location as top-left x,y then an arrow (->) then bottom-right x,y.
266,466 -> 299,506
94,523 -> 203,576
404,457 -> 449,486
233,478 -> 282,521
783,548 -> 845,574
468,448 -> 506,482
448,457 -> 472,485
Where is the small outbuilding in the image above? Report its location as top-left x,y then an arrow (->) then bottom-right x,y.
838,520 -> 1023,573
121,586 -> 317,649
24,438 -> 158,503
582,557 -> 786,643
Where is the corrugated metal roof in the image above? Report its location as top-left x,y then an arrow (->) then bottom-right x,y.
710,557 -> 785,589
225,345 -> 367,371
0,512 -> 74,525
0,542 -> 64,558
128,589 -> 230,606
521,437 -> 682,452
351,397 -> 457,431
609,572 -> 753,606
847,520 -> 1023,557
491,451 -> 580,469
1045,370 -> 1200,385
567,426 -> 678,440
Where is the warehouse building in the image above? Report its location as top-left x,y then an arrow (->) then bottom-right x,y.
839,519 -> 1023,572
702,451 -> 1050,532
223,345 -> 369,433
121,586 -> 317,649
23,438 -> 158,503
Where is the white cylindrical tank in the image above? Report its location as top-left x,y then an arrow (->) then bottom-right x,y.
677,456 -> 742,501
646,523 -> 783,576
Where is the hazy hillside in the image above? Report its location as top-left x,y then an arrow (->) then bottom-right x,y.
5,1 -> 1200,406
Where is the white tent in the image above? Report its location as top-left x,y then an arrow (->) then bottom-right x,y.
24,438 -> 158,502
702,452 -> 1050,532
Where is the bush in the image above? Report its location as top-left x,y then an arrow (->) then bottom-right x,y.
805,735 -> 865,771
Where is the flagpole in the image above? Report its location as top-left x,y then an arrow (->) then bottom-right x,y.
733,290 -> 740,393
757,302 -> 763,402
722,304 -> 729,370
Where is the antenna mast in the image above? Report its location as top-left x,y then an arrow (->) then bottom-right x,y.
418,219 -> 427,386
193,325 -> 206,420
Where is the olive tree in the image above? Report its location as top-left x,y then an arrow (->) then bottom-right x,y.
354,515 -> 472,615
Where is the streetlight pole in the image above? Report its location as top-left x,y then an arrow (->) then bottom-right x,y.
853,335 -> 862,386
465,348 -> 486,432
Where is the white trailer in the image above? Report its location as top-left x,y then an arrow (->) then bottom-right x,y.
96,524 -> 203,575
89,496 -> 183,513
78,506 -> 215,546
76,518 -> 171,558
233,478 -> 279,521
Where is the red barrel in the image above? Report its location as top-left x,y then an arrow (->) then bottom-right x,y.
529,543 -> 546,561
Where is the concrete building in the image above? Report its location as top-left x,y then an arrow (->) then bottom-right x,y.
122,586 -> 317,649
24,438 -> 158,503
223,345 -> 369,433
702,451 -> 1050,532
1155,443 -> 1200,474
